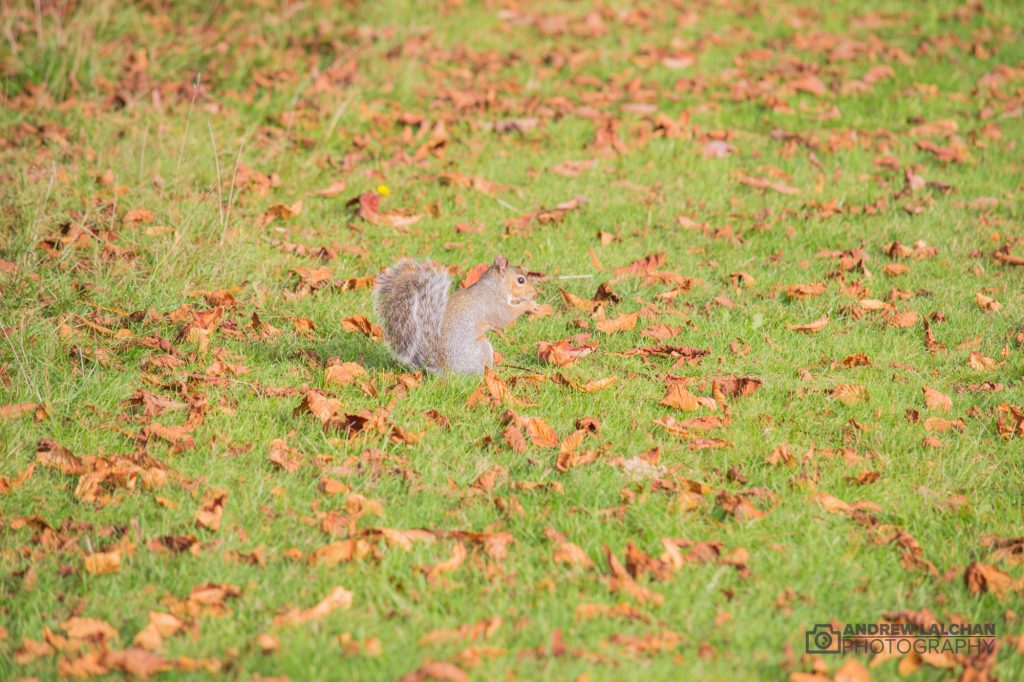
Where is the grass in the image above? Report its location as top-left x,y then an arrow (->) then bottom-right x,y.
1,0 -> 1023,680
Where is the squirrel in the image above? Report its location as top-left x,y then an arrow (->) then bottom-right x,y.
373,255 -> 539,375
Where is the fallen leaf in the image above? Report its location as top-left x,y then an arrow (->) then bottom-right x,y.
84,549 -> 122,575
968,352 -> 996,371
273,586 -> 354,626
324,361 -> 367,386
924,417 -> 965,433
399,661 -> 469,682
595,312 -> 638,334
976,292 -> 1001,313
787,316 -> 829,333
341,315 -> 383,339
268,438 -> 303,472
195,490 -> 227,531
922,387 -> 952,412
830,384 -> 869,405
660,382 -> 700,411
537,339 -> 596,366
965,562 -> 1015,597
423,542 -> 467,583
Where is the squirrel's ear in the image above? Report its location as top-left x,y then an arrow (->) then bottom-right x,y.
492,255 -> 508,272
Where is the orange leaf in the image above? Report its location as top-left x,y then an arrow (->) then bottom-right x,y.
273,586 -> 354,626
922,387 -> 952,412
787,316 -> 829,333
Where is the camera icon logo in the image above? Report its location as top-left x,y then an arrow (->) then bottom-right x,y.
805,624 -> 842,654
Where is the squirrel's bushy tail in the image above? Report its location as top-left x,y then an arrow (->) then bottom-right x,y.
373,260 -> 450,371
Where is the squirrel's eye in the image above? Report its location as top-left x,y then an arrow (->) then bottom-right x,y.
517,276 -> 525,284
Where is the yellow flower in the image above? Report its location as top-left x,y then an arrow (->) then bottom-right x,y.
376,184 -> 390,196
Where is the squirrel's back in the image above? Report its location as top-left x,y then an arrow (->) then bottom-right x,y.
372,260 -> 451,372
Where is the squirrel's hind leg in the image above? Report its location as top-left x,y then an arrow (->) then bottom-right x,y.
442,338 -> 492,375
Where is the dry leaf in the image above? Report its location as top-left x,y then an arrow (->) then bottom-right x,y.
787,316 -> 829,333
976,292 -> 1002,313
195,490 -> 227,531
84,549 -> 122,575
274,586 -> 354,626
924,417 -> 965,433
922,387 -> 952,412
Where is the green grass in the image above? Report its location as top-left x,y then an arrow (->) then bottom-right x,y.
1,0 -> 1023,680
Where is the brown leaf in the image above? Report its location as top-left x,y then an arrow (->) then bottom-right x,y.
659,382 -> 700,411
765,445 -> 795,466
505,195 -> 585,232
502,425 -> 527,453
537,339 -> 597,367
968,352 -> 996,371
965,562 -> 1015,597
737,171 -> 799,195
604,545 -> 664,605
923,318 -> 946,353
469,368 -> 528,407
0,463 -> 35,494
555,447 -> 600,472
133,613 -> 184,650
260,201 -> 302,225
923,417 -> 965,433
324,361 -> 367,386
887,310 -> 919,328
310,539 -> 372,565
293,391 -> 343,425
551,159 -> 597,177
715,490 -> 768,520
613,253 -> 665,277
268,438 -> 303,472
830,384 -> 869,405
36,439 -> 86,474
640,324 -> 680,341
313,179 -> 347,197
1,402 -> 43,421
399,661 -> 470,682
121,390 -> 187,417
594,312 -> 638,334
423,542 -> 467,583
841,353 -> 871,368
84,549 -> 122,575
547,529 -> 593,568
273,586 -> 354,626
653,414 -> 728,439
859,299 -> 891,311
882,263 -> 909,277
551,373 -> 617,393
787,316 -> 829,333
624,345 -> 709,361
786,283 -> 827,300
525,418 -> 560,448
123,208 -> 155,227
255,632 -> 280,654
341,315 -> 383,339
713,375 -> 762,398
689,438 -> 731,450
419,616 -> 503,646
976,293 -> 1001,313
104,648 -> 169,677
813,491 -> 852,515
922,387 -> 952,412
62,617 -> 119,643
194,490 -> 227,531
995,403 -> 1024,440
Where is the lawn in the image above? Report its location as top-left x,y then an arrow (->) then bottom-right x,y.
1,0 -> 1023,680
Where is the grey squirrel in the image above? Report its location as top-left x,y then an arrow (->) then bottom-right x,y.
373,255 -> 539,375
